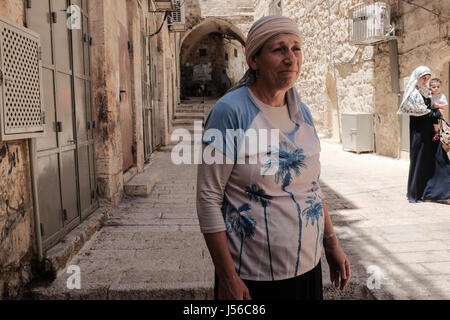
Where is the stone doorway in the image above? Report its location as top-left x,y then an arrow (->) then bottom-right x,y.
180,19 -> 246,99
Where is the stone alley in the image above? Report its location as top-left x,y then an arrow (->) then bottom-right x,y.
1,0 -> 450,300
29,136 -> 450,300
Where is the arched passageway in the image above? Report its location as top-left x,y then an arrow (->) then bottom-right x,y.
180,19 -> 247,98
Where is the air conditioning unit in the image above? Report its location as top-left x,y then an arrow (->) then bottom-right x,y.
350,2 -> 395,45
341,113 -> 374,154
169,0 -> 186,32
151,0 -> 174,12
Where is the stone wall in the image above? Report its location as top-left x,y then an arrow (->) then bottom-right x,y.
181,35 -> 245,96
126,0 -> 146,173
90,0 -> 178,201
255,0 -> 376,141
149,12 -> 178,145
180,0 -> 253,99
185,0 -> 254,35
0,1 -> 36,299
224,39 -> 247,86
254,0 -> 450,158
254,0 -> 273,19
397,0 -> 450,119
90,0 -> 126,207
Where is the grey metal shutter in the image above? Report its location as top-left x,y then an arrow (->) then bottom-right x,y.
0,16 -> 44,141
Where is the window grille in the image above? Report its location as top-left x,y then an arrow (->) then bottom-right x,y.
350,2 -> 395,45
0,16 -> 44,141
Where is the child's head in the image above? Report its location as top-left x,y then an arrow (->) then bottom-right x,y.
429,78 -> 442,94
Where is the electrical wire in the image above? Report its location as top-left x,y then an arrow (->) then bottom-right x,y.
148,0 -> 185,37
149,11 -> 170,37
399,0 -> 450,20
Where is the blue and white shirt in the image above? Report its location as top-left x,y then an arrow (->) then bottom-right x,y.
196,86 -> 324,281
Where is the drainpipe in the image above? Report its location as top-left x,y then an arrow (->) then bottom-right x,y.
389,39 -> 400,95
29,138 -> 44,262
327,0 -> 342,142
388,39 -> 402,158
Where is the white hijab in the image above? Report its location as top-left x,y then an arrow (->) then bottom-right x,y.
397,66 -> 432,116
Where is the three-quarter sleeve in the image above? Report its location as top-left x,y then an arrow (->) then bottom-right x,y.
196,145 -> 234,234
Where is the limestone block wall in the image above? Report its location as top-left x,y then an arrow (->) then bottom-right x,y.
126,0 -> 147,173
254,0 -> 273,19
185,0 -> 255,35
90,0 -> 126,207
148,12 -> 177,145
181,35 -> 245,96
255,0 -> 376,139
255,0 -> 449,157
182,35 -> 224,96
224,39 -> 247,86
397,0 -> 450,120
0,2 -> 36,299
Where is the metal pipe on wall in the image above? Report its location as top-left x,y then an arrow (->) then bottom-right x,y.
29,138 -> 44,262
327,0 -> 342,141
388,39 -> 404,157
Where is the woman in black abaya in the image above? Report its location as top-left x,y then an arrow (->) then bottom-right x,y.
398,66 -> 450,203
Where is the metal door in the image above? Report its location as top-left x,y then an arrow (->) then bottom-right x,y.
141,31 -> 152,161
118,23 -> 133,172
26,0 -> 96,249
26,0 -> 63,246
151,61 -> 163,151
72,0 -> 97,219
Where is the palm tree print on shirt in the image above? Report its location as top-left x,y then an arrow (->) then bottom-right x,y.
221,200 -> 256,275
303,193 -> 324,263
245,184 -> 275,280
262,141 -> 307,277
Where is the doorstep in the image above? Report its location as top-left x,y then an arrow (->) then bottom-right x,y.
40,206 -> 112,279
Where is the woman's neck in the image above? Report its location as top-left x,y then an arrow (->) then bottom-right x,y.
249,80 -> 287,107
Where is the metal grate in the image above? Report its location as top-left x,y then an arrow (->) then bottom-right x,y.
350,2 -> 394,45
169,0 -> 185,32
0,17 -> 44,141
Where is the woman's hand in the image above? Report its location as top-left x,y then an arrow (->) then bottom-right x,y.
324,237 -> 351,291
218,273 -> 252,300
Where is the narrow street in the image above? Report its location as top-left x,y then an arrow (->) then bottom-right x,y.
2,0 -> 450,302
29,102 -> 450,299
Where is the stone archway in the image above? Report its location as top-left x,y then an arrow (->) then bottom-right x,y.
180,18 -> 247,98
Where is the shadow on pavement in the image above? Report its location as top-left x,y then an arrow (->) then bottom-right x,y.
320,181 -> 449,300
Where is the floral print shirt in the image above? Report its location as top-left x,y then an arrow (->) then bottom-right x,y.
196,86 -> 325,281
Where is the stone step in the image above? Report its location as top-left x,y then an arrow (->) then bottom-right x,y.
172,118 -> 204,126
124,170 -> 159,197
175,108 -> 204,113
28,279 -> 366,300
169,125 -> 204,145
173,112 -> 204,120
28,283 -> 214,300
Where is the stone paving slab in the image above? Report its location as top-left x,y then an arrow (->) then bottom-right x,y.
319,139 -> 450,300
29,139 -> 450,300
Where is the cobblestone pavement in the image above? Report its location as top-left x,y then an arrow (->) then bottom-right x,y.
320,139 -> 450,300
31,139 -> 450,300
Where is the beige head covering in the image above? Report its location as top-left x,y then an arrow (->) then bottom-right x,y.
229,15 -> 305,124
245,15 -> 302,66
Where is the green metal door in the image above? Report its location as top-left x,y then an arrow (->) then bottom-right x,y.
71,0 -> 97,219
26,0 -> 97,250
142,30 -> 152,161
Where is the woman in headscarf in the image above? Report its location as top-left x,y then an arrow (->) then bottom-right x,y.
196,16 -> 350,300
398,66 -> 450,203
